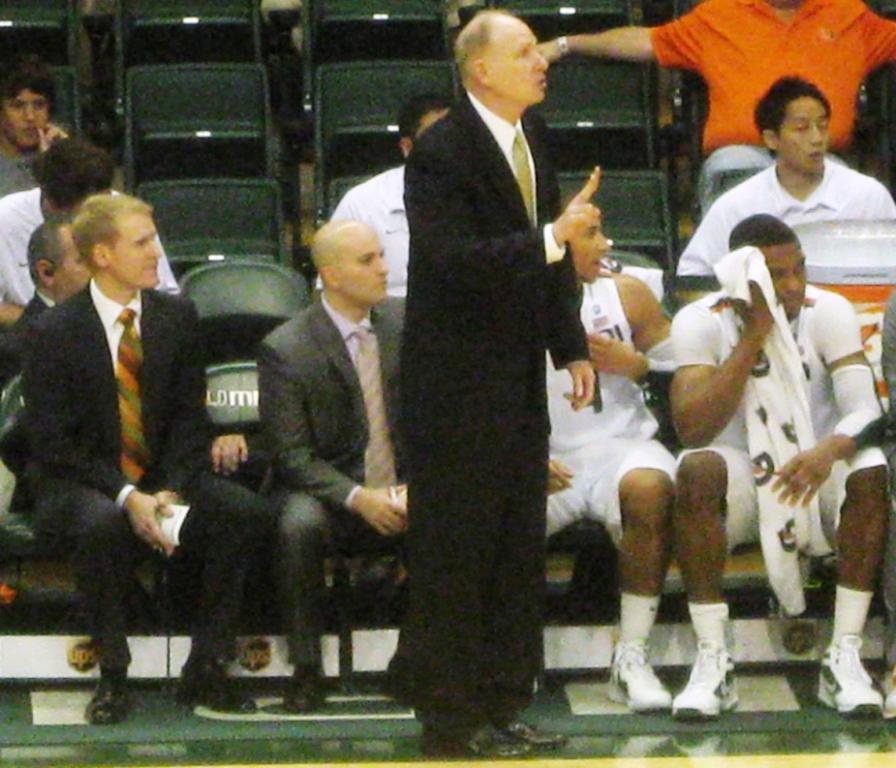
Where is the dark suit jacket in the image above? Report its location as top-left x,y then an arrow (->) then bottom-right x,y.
0,294 -> 49,386
401,95 -> 587,474
257,297 -> 404,509
23,287 -> 213,503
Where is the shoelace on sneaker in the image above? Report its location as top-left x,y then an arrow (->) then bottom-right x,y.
831,635 -> 871,685
687,642 -> 725,686
617,641 -> 649,669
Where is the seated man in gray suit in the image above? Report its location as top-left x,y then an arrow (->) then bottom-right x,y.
258,219 -> 405,712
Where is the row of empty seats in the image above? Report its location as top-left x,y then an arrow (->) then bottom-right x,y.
1,1 -> 674,270
0,1 -> 262,91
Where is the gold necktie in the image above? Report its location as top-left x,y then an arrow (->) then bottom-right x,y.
116,308 -> 150,482
512,128 -> 535,225
356,327 -> 397,487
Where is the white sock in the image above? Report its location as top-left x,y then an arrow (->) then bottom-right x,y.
619,593 -> 660,644
688,602 -> 728,649
831,585 -> 873,646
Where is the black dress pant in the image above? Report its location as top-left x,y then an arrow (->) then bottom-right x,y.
397,431 -> 548,738
33,472 -> 274,672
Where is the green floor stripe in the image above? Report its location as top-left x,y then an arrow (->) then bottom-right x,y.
2,667 -> 896,766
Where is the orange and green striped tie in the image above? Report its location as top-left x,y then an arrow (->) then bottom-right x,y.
116,308 -> 150,482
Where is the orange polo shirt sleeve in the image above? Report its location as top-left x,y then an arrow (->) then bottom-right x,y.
861,7 -> 896,70
650,0 -> 896,155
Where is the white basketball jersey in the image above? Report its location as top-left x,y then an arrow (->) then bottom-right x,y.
547,278 -> 658,453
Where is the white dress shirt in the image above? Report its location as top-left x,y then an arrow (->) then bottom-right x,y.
0,187 -> 180,305
467,92 -> 564,264
34,291 -> 54,308
320,294 -> 371,368
679,160 -> 896,276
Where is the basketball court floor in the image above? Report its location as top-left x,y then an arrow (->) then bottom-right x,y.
4,661 -> 896,767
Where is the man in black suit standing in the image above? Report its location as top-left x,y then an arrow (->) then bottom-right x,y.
399,8 -> 600,758
23,193 -> 273,725
259,219 -> 405,713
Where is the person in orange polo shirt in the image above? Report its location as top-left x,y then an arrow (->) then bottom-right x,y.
540,0 -> 896,213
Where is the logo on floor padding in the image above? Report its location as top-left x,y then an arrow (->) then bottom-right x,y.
238,637 -> 272,672
67,638 -> 101,673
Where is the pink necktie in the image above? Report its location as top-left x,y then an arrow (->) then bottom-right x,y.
356,327 -> 397,487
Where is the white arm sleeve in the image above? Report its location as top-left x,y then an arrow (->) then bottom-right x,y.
330,188 -> 362,222
671,302 -> 723,369
831,364 -> 882,438
869,179 -> 896,219
677,219 -> 720,277
813,291 -> 864,364
645,336 -> 676,373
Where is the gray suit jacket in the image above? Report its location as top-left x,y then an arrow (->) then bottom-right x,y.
258,297 -> 404,508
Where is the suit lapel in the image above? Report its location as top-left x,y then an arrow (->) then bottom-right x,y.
139,291 -> 164,454
76,292 -> 120,452
457,96 -> 532,230
308,303 -> 366,420
523,112 -> 554,226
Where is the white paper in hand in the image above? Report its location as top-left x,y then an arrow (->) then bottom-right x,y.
157,504 -> 190,547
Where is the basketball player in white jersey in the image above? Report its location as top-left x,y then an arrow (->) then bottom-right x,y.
670,214 -> 887,720
547,221 -> 677,712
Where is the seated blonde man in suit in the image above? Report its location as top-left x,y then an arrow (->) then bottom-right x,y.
23,193 -> 274,725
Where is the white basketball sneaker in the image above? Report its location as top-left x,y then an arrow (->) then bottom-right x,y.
607,640 -> 672,712
672,641 -> 737,720
818,634 -> 882,717
882,666 -> 896,720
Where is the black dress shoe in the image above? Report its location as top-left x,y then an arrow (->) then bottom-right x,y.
283,672 -> 325,713
85,678 -> 130,725
497,721 -> 568,749
422,724 -> 532,758
177,657 -> 256,714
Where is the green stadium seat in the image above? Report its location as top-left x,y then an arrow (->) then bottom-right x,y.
205,361 -> 259,433
710,166 -> 763,202
605,247 -> 663,271
314,60 -> 455,222
536,58 -> 658,169
50,66 -> 81,135
180,261 -> 310,362
862,66 -> 892,191
204,360 -> 270,491
558,168 -> 675,267
870,0 -> 896,14
117,0 -> 261,65
124,64 -> 274,189
303,0 -> 445,114
114,0 -> 263,116
0,0 -> 76,66
490,0 -> 640,39
137,179 -> 288,272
